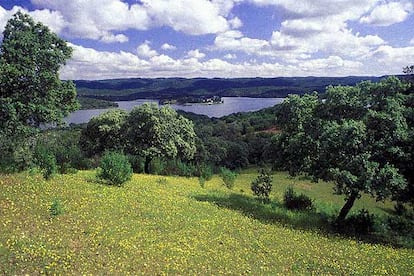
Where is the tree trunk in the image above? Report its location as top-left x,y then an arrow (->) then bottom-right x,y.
144,156 -> 151,174
336,192 -> 358,223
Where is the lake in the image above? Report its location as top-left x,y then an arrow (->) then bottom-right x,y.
65,97 -> 285,124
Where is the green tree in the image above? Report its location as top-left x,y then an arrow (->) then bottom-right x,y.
124,103 -> 196,173
275,77 -> 412,222
0,12 -> 78,133
80,109 -> 128,156
251,168 -> 273,203
0,12 -> 78,169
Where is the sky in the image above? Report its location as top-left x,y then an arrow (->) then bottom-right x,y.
0,0 -> 413,80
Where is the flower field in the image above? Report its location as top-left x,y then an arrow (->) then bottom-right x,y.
0,170 -> 413,274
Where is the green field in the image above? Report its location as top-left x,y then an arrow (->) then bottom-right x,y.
0,170 -> 413,275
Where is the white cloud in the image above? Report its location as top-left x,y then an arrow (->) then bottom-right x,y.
360,1 -> 413,26
137,41 -> 158,58
224,53 -> 237,59
229,17 -> 243,29
214,30 -> 270,55
0,5 -> 66,35
161,43 -> 177,51
61,43 -> 381,80
371,45 -> 414,65
410,38 -> 414,45
186,49 -> 206,59
143,0 -> 230,35
29,0 -> 234,42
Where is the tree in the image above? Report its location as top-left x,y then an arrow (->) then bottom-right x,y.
251,168 -> 273,203
0,12 -> 78,165
124,103 -> 196,173
275,77 -> 412,222
80,109 -> 128,156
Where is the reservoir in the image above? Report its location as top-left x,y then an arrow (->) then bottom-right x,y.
65,97 -> 284,124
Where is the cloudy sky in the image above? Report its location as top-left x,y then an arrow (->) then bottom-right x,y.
1,0 -> 413,80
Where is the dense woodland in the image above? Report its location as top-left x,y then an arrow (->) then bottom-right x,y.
1,11 -> 414,254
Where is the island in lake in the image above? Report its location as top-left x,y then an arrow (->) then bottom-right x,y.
159,96 -> 223,105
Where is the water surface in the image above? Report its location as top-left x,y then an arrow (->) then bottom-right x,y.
65,97 -> 284,124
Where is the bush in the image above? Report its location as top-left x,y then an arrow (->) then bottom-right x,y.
251,168 -> 273,203
341,209 -> 377,235
128,154 -> 145,173
220,167 -> 237,189
283,186 -> 313,210
198,164 -> 213,181
49,198 -> 63,217
34,145 -> 57,180
97,151 -> 132,186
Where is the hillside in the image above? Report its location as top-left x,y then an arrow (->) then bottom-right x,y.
1,170 -> 413,274
75,76 -> 384,101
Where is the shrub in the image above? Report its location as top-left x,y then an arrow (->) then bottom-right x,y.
128,154 -> 145,173
199,176 -> 206,188
34,145 -> 57,180
342,209 -> 377,235
97,151 -> 132,186
49,198 -> 63,217
251,168 -> 273,203
220,167 -> 237,189
198,164 -> 213,181
283,186 -> 313,210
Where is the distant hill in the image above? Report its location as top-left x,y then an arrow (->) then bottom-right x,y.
74,76 -> 385,101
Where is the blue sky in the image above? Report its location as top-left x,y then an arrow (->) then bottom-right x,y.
1,0 -> 413,80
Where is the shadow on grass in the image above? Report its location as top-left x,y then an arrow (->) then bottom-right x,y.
193,193 -> 333,233
193,192 -> 414,249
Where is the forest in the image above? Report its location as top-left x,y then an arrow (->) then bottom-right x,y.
0,11 -> 413,275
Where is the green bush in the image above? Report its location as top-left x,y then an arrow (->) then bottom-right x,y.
34,145 -> 57,180
198,164 -> 213,181
220,167 -> 237,189
251,168 -> 272,203
49,198 -> 63,217
128,154 -> 145,173
97,151 -> 132,186
339,209 -> 377,236
283,186 -> 314,211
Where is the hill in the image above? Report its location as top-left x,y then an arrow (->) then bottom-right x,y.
1,170 -> 412,274
75,76 -> 384,101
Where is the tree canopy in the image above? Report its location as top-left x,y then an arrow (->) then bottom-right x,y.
0,11 -> 78,136
124,103 -> 197,173
275,77 -> 413,221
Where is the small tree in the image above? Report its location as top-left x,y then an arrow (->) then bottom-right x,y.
124,103 -> 197,173
80,109 -> 128,156
220,167 -> 237,189
97,151 -> 132,186
251,168 -> 272,203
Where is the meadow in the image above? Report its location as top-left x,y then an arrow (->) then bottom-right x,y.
0,170 -> 413,275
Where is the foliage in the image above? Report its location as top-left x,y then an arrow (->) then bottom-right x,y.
77,97 -> 118,110
0,12 -> 78,138
339,209 -> 377,235
97,151 -> 132,186
35,129 -> 91,173
275,77 -> 413,221
251,168 -> 273,203
80,109 -> 128,156
220,167 -> 237,189
283,186 -> 314,211
124,103 -> 197,173
34,145 -> 58,180
49,198 -> 64,217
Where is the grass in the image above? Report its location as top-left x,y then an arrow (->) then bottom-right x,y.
0,170 -> 413,274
